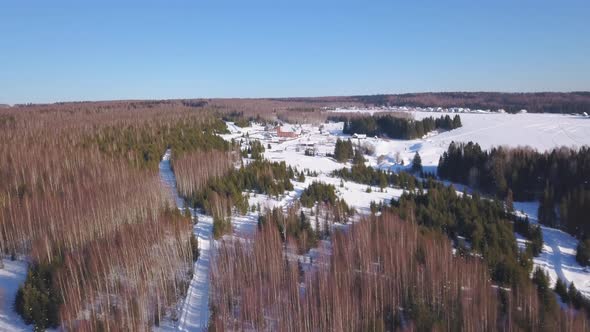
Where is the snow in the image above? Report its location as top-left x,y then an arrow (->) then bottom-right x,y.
412,111 -> 590,151
514,201 -> 590,298
158,150 -> 212,331
0,259 -> 30,332
364,111 -> 590,173
175,212 -> 213,332
225,112 -> 590,180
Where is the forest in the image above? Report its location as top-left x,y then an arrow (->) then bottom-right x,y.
0,102 -> 228,330
340,113 -> 462,139
437,142 -> 590,239
333,161 -> 421,190
3,99 -> 590,331
179,157 -> 296,238
210,208 -> 589,331
394,180 -> 531,287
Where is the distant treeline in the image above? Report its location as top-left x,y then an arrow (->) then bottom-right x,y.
437,142 -> 590,238
334,114 -> 461,139
351,92 -> 590,114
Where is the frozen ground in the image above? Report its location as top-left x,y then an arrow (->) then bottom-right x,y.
158,150 -> 212,332
0,259 -> 29,332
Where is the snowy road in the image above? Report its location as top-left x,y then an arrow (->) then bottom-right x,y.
159,150 -> 211,331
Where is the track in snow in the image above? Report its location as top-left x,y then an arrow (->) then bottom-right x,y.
159,150 -> 211,331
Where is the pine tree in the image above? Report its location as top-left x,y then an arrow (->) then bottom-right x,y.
554,278 -> 569,303
568,282 -> 583,309
505,188 -> 514,212
411,152 -> 422,174
538,183 -> 557,227
452,115 -> 462,128
576,238 -> 590,266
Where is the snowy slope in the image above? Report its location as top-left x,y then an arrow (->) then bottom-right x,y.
514,202 -> 590,297
158,150 -> 212,331
0,260 -> 30,332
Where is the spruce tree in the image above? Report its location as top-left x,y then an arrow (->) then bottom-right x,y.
452,115 -> 462,128
411,152 -> 423,174
576,238 -> 590,266
538,183 -> 557,227
505,188 -> 514,212
554,278 -> 569,303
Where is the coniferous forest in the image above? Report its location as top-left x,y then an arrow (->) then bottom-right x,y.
437,142 -> 590,239
340,113 -> 462,139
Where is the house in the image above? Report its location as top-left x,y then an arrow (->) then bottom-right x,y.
276,126 -> 298,138
352,133 -> 367,139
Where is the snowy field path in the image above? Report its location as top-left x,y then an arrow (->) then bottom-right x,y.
177,214 -> 213,332
159,150 -> 211,331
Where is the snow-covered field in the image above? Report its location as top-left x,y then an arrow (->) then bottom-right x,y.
224,111 -> 590,176
365,111 -> 590,173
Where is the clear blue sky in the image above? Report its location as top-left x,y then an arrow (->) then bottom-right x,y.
1,0 -> 589,104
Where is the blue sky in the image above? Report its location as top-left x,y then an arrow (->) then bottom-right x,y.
1,0 -> 589,104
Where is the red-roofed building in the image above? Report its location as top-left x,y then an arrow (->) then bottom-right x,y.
276,126 -> 298,138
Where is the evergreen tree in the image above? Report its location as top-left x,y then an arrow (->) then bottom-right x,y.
505,188 -> 514,212
334,139 -> 354,162
554,278 -> 569,303
353,148 -> 365,166
576,238 -> 590,266
568,283 -> 583,309
452,114 -> 462,128
538,183 -> 557,227
411,152 -> 422,174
